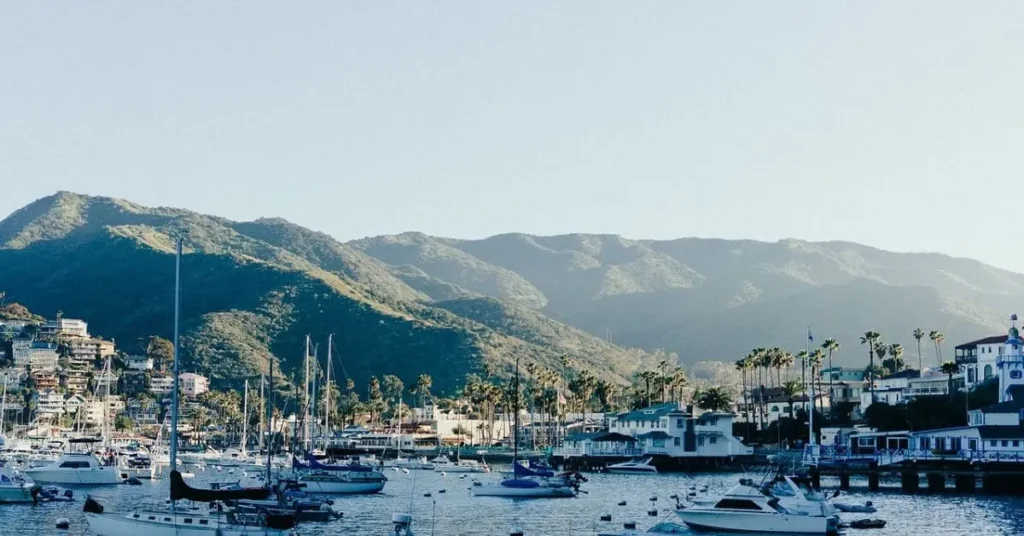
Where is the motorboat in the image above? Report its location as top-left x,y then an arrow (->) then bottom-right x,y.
430,455 -> 489,473
84,239 -> 297,536
675,478 -> 839,534
834,501 -> 876,513
606,457 -> 658,475
393,455 -> 434,470
23,451 -> 121,485
0,466 -> 40,503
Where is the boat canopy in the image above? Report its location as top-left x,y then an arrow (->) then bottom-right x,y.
292,455 -> 374,473
513,462 -> 554,478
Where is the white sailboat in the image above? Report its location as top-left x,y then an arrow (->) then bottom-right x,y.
472,356 -> 582,498
84,238 -> 296,536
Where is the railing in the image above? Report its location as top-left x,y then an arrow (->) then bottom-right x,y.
815,446 -> 1024,465
553,446 -> 644,458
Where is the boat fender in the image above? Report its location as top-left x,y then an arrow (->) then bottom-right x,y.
55,518 -> 70,530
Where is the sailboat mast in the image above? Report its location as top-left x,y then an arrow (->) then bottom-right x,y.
0,373 -> 7,435
258,375 -> 265,450
513,356 -> 520,465
325,334 -> 332,450
311,347 -> 318,450
266,356 -> 274,485
170,237 -> 182,472
242,379 -> 249,456
304,336 -> 311,451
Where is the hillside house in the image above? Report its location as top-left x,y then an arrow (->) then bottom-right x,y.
41,318 -> 89,338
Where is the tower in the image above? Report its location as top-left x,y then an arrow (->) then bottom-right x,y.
998,314 -> 1024,402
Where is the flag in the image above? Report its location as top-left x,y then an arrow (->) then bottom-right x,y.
557,392 -> 567,406
807,329 -> 814,343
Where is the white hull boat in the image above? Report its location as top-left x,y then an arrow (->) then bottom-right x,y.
393,456 -> 434,470
24,452 -> 121,485
676,509 -> 836,534
675,477 -> 838,535
0,468 -> 39,503
606,457 -> 658,474
86,511 -> 292,536
430,457 -> 488,473
471,482 -> 576,498
297,472 -> 387,494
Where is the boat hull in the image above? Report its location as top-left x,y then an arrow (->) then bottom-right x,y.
471,484 -> 575,498
605,468 -> 657,475
297,479 -> 385,494
23,467 -> 121,485
86,512 -> 291,536
0,483 -> 38,503
676,509 -> 837,534
433,465 -> 487,473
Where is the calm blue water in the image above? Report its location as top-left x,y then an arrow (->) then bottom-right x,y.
4,469 -> 1023,535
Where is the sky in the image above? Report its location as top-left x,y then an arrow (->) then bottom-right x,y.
3,3 -> 1024,271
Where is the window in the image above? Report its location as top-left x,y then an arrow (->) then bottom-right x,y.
698,437 -> 705,447
1013,371 -> 1023,380
1002,440 -> 1009,447
991,440 -> 998,447
199,520 -> 208,525
714,499 -> 762,510
59,461 -> 91,469
163,518 -> 171,522
676,418 -> 684,428
674,437 -> 681,446
1014,441 -> 1020,447
710,436 -> 718,444
184,519 -> 193,524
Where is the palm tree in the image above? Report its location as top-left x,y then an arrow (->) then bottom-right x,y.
930,331 -> 945,368
777,350 -> 795,386
735,358 -> 750,431
637,371 -> 658,406
808,349 -> 825,415
888,344 -> 905,372
860,331 -> 881,402
912,329 -> 926,372
822,338 -> 840,406
874,343 -> 888,375
694,387 -> 733,413
780,379 -> 803,421
795,350 -> 809,394
415,374 -> 432,411
940,361 -> 960,403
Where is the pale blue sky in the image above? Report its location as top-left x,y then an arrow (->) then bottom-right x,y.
3,3 -> 1023,270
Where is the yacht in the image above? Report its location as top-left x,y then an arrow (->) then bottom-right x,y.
24,451 -> 121,485
606,457 -> 658,474
430,455 -> 489,473
0,466 -> 40,503
675,478 -> 839,534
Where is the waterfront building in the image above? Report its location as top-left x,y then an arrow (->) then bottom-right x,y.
956,335 -> 1006,388
819,367 -> 867,383
64,337 -> 116,364
555,403 -> 753,466
737,387 -> 831,426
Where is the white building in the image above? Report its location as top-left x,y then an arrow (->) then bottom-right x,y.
34,389 -> 64,418
149,375 -> 174,395
65,338 -> 116,364
956,335 -> 1006,388
179,373 -> 209,398
565,403 -> 752,460
41,318 -> 89,338
63,394 -> 87,415
126,355 -> 154,371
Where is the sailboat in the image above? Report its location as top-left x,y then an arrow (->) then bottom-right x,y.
84,238 -> 296,536
471,357 -> 583,498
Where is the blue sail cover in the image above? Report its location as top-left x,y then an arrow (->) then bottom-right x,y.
292,455 -> 374,472
500,477 -> 541,488
513,461 -> 554,478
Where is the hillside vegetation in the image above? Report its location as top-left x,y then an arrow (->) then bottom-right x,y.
0,192 -> 655,392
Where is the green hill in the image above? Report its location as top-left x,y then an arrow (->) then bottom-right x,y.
0,192 -> 654,392
351,233 -> 1024,367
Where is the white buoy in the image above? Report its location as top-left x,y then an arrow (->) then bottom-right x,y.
402,468 -> 410,474
440,471 -> 447,477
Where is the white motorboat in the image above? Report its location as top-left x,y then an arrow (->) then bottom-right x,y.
23,451 -> 121,485
675,478 -> 839,534
295,471 -> 388,494
606,457 -> 658,475
0,466 -> 39,503
430,456 -> 489,473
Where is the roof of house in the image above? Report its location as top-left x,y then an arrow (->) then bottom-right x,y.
615,403 -> 683,422
977,398 -> 1024,414
956,335 -> 1009,349
636,431 -> 672,440
879,369 -> 921,380
566,431 -> 637,443
978,426 -> 1024,440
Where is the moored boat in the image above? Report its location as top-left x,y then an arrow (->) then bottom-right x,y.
606,457 -> 658,475
675,478 -> 839,535
23,447 -> 121,486
0,466 -> 40,503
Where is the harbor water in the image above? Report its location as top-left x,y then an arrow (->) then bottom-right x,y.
5,469 -> 1024,535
